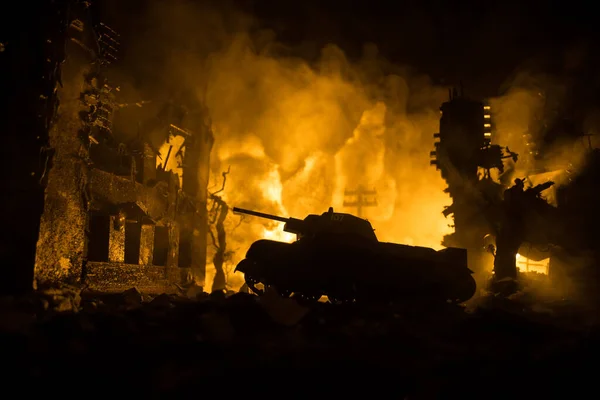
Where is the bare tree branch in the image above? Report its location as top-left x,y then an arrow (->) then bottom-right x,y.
207,167 -> 232,292
232,215 -> 245,231
208,226 -> 218,250
208,200 -> 219,224
210,165 -> 230,196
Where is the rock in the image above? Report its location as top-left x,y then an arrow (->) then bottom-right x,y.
531,303 -> 555,315
257,287 -> 310,327
78,315 -> 96,333
40,299 -> 50,311
0,309 -> 35,333
169,294 -> 194,304
185,284 -> 205,300
0,295 -> 15,307
209,290 -> 226,302
199,311 -> 235,343
39,288 -> 65,297
83,301 -> 98,313
141,294 -> 154,303
36,285 -> 82,313
0,281 -> 597,396
150,293 -> 174,309
53,296 -> 74,313
121,288 -> 143,307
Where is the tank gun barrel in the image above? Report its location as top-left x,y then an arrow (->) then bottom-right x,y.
526,181 -> 555,196
233,207 -> 305,236
232,207 -> 288,223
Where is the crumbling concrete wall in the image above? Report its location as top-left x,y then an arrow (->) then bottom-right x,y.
34,52 -> 90,285
193,125 -> 214,286
140,225 -> 154,265
177,107 -> 214,287
90,169 -> 170,220
85,262 -> 185,293
1,1 -> 73,294
33,14 -> 214,293
167,222 -> 180,268
141,144 -> 157,185
108,214 -> 125,262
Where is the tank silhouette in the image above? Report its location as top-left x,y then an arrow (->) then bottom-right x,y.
233,206 -> 477,304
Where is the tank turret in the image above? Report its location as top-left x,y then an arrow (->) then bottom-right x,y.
233,207 -> 476,305
233,207 -> 378,241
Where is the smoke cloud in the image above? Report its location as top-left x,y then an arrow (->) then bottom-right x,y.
489,48 -> 599,185
116,0 -> 454,289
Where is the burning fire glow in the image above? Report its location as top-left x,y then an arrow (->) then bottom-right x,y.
150,36 -> 573,291
256,166 -> 296,243
147,25 -> 460,290
156,134 -> 186,187
203,99 -> 453,290
516,253 -> 550,275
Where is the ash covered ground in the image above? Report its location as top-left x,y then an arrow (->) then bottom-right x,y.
1,280 -> 598,398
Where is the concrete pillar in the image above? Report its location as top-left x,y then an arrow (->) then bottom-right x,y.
142,143 -> 157,184
108,214 -> 125,263
191,206 -> 208,286
167,223 -> 179,268
34,87 -> 89,283
8,0 -> 72,294
139,224 -> 154,265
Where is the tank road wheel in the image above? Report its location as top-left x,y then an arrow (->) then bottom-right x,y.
245,275 -> 263,295
270,286 -> 292,298
448,274 -> 477,304
302,293 -> 320,302
328,284 -> 357,305
327,294 -> 355,305
292,292 -> 320,305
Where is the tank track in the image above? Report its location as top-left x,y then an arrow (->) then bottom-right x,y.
242,270 -> 475,305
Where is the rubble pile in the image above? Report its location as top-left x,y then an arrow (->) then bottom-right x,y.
1,286 -> 599,397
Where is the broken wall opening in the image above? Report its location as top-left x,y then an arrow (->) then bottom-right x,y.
134,153 -> 144,183
124,220 -> 142,264
178,228 -> 192,268
89,143 -> 133,177
153,225 -> 169,266
88,213 -> 110,262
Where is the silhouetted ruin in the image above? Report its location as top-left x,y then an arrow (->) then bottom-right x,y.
31,2 -> 213,293
1,1 -> 72,295
430,87 -> 514,278
431,87 -> 600,299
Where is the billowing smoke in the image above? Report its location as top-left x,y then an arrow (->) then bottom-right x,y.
116,0 -> 453,289
489,49 -> 599,184
483,45 -> 600,301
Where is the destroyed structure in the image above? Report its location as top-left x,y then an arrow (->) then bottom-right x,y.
431,87 -> 600,301
430,87 -> 515,275
32,2 -> 214,293
1,1 -> 72,294
429,87 -> 560,287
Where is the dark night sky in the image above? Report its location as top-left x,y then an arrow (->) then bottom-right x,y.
98,0 -> 599,99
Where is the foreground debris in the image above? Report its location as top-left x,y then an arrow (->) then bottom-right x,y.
1,286 -> 599,397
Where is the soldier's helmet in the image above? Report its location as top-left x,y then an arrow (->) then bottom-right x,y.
514,178 -> 525,187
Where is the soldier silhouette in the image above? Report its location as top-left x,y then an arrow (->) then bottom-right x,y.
492,178 -> 527,293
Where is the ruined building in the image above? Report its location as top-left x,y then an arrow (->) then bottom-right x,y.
33,2 -> 213,293
1,1 -> 73,294
430,87 -> 600,298
430,87 -> 515,273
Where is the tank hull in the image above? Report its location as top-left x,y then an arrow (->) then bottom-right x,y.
236,238 -> 476,304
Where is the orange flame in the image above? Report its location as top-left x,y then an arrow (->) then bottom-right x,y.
203,103 -> 452,291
